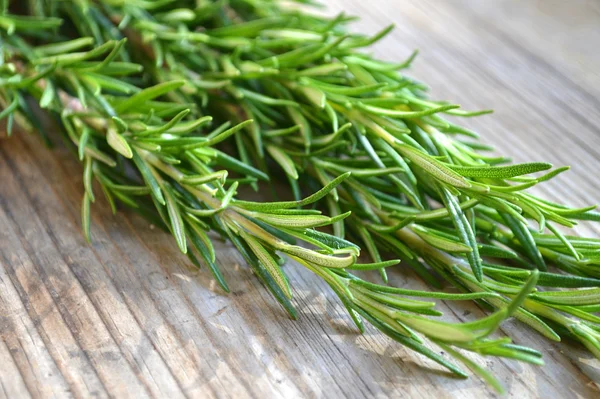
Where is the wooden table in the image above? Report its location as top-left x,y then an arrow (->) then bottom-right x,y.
1,1 -> 599,397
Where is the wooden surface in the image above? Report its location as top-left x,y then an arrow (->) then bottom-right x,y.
1,0 -> 600,397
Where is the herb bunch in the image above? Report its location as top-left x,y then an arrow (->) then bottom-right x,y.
2,0 -> 600,392
80,0 -> 600,358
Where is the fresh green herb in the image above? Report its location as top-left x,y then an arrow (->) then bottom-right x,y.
2,1 -> 600,392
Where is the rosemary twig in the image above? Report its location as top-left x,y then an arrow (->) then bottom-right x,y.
76,0 -> 600,353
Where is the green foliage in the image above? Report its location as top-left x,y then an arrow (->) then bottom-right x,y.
2,0 -> 600,392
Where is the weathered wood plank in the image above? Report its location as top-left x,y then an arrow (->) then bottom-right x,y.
0,0 -> 599,398
0,147 -> 149,398
0,254 -> 71,399
0,339 -> 31,399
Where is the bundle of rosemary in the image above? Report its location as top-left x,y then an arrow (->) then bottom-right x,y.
2,0 -> 600,392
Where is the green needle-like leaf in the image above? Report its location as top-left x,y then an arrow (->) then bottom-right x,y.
163,183 -> 187,253
448,162 -> 553,179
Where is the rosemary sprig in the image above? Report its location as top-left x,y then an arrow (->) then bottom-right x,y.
65,0 -> 600,354
2,1 -> 600,392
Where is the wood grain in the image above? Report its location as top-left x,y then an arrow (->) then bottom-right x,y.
1,0 -> 599,397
